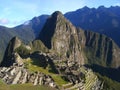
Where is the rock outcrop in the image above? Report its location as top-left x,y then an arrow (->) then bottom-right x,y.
84,30 -> 120,68
0,37 -> 22,67
14,52 -> 24,66
39,11 -> 85,66
77,29 -> 120,68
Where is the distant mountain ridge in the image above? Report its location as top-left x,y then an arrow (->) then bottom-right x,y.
65,6 -> 120,47
0,6 -> 120,62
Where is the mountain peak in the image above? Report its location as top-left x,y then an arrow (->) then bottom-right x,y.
50,11 -> 65,22
82,6 -> 89,10
52,11 -> 63,17
38,11 -> 84,65
12,36 -> 21,50
0,36 -> 22,67
52,11 -> 63,16
38,11 -> 68,49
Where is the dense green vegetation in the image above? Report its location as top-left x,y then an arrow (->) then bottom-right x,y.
84,47 -> 106,66
0,25 -> 36,62
96,73 -> 120,90
83,30 -> 120,68
0,27 -> 16,61
29,40 -> 49,53
15,45 -> 31,58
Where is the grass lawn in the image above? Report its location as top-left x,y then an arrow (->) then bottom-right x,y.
10,84 -> 55,90
0,80 -> 9,90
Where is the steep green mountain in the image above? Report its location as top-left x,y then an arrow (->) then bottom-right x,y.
0,26 -> 35,62
77,29 -> 120,68
0,37 -> 22,67
38,11 -> 120,68
38,11 -> 85,66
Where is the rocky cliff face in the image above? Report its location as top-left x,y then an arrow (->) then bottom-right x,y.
39,11 -> 120,68
0,37 -> 22,67
39,11 -> 85,66
0,64 -> 57,88
77,29 -> 120,68
84,30 -> 120,68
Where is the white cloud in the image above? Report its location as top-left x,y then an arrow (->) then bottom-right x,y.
114,3 -> 120,6
0,18 -> 9,25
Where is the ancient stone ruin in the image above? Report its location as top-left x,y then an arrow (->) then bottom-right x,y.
0,63 -> 57,88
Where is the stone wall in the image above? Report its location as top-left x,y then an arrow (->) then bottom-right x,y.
0,64 -> 57,88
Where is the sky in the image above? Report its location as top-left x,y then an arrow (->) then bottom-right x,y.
0,0 -> 120,27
